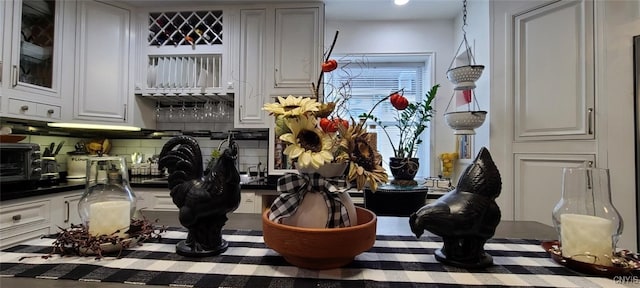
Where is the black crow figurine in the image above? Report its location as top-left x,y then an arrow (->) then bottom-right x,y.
159,136 -> 241,257
409,147 -> 501,268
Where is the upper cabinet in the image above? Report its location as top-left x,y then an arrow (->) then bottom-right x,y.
236,3 -> 324,130
66,0 -> 154,129
0,1 -> 5,101
273,7 -> 321,90
73,0 -> 130,122
512,0 -> 594,141
235,8 -> 268,128
1,0 -> 70,121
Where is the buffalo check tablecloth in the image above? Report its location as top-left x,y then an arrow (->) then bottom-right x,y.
0,228 -> 635,288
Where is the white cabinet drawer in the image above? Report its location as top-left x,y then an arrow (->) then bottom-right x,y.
7,98 -> 38,117
8,98 -> 61,119
1,200 -> 51,230
0,199 -> 51,249
36,103 -> 61,119
235,192 -> 256,214
135,190 -> 178,212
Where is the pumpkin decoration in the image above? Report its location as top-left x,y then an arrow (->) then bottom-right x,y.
390,92 -> 409,110
321,59 -> 338,73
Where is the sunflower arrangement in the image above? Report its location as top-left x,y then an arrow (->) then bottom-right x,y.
264,93 -> 390,191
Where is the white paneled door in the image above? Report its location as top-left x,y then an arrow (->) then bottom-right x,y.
491,0 -> 597,225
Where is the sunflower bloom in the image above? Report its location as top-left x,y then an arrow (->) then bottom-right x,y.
279,115 -> 333,168
262,95 -> 320,117
339,120 -> 388,191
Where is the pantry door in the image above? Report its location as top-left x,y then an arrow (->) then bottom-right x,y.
490,0 -> 596,225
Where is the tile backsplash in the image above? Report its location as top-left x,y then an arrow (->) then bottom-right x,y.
19,135 -> 268,174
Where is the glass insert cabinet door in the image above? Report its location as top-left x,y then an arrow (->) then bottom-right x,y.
13,0 -> 57,90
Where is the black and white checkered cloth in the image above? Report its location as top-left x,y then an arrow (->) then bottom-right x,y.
269,173 -> 351,227
0,228 -> 634,287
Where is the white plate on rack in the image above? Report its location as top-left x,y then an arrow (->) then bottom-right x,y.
156,58 -> 165,88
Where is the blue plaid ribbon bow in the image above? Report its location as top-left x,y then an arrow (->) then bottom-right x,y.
269,172 -> 352,228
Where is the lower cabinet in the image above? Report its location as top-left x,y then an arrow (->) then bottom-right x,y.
49,190 -> 84,231
61,193 -> 82,228
0,190 -> 87,249
513,153 -> 595,226
135,188 -> 276,214
0,198 -> 51,249
236,191 -> 261,214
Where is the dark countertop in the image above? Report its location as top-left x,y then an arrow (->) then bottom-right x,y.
0,178 -> 276,202
0,181 -> 86,201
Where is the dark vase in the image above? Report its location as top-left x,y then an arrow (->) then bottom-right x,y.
389,157 -> 420,181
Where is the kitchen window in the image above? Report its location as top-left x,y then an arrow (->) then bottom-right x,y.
325,54 -> 433,178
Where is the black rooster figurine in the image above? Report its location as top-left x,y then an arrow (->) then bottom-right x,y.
159,136 -> 241,257
409,147 -> 501,268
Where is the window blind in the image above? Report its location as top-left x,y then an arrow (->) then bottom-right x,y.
324,57 -> 432,178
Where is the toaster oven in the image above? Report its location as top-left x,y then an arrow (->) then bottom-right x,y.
0,143 -> 42,184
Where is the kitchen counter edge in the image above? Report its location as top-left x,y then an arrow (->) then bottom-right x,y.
1,181 -> 276,201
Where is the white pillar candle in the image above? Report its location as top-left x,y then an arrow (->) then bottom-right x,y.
560,213 -> 613,266
88,201 -> 131,237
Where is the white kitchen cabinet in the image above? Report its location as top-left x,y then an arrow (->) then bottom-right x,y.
513,0 -> 594,141
70,0 -> 150,128
513,153 -> 595,226
0,198 -> 51,249
236,191 -> 259,213
72,0 -> 129,122
273,7 -> 322,91
234,3 -> 323,129
62,193 -> 82,227
0,0 -> 5,103
1,0 -> 71,121
491,0 -> 599,226
135,187 -> 176,212
235,8 -> 268,128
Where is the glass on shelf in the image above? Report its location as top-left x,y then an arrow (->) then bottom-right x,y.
20,0 -> 55,88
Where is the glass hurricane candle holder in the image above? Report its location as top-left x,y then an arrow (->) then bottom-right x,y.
78,156 -> 136,238
552,167 -> 623,266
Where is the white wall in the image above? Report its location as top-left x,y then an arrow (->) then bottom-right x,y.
325,19 -> 456,176
595,0 -> 640,250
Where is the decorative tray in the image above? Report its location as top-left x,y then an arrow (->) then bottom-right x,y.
0,135 -> 27,143
541,240 -> 640,277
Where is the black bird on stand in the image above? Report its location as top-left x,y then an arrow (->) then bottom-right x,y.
159,136 -> 241,257
409,147 -> 501,268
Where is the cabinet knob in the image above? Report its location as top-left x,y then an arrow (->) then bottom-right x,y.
47,109 -> 54,114
12,65 -> 18,87
12,214 -> 21,221
587,108 -> 594,135
20,105 -> 29,111
64,201 -> 70,223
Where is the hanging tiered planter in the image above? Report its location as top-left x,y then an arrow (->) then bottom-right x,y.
444,0 -> 487,135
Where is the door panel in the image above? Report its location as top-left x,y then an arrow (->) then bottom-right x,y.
513,0 -> 594,140
514,153 -> 595,226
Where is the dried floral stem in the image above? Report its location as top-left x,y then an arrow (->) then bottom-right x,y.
357,88 -> 404,132
313,30 -> 340,99
20,217 -> 166,261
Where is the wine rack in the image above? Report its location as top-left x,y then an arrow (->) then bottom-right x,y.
148,11 -> 223,47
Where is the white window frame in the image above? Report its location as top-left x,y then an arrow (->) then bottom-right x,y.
325,53 -> 435,178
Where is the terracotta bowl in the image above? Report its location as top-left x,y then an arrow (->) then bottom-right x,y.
262,206 -> 377,270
